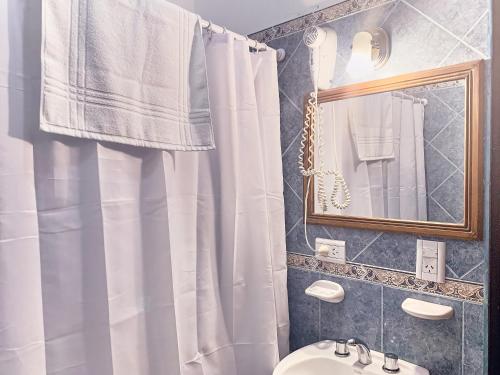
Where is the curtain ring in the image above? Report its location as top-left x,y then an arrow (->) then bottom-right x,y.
207,20 -> 215,39
245,36 -> 252,51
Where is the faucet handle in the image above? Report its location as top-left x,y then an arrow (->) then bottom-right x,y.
383,353 -> 400,373
334,339 -> 350,357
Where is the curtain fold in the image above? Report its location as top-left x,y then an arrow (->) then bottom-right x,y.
321,94 -> 427,220
0,2 -> 289,375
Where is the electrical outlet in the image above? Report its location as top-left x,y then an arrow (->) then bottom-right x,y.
315,238 -> 346,264
416,240 -> 446,283
422,256 -> 438,275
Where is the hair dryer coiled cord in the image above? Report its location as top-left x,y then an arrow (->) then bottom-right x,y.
298,92 -> 351,211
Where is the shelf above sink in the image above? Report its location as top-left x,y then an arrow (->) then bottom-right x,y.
305,280 -> 345,303
401,298 -> 454,320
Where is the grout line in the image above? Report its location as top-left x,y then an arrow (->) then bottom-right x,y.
460,261 -> 484,281
380,286 -> 384,352
277,38 -> 302,78
321,226 -> 332,239
427,113 -> 460,145
446,264 -> 460,279
438,41 -> 461,67
426,87 -> 464,140
429,195 -> 460,223
380,0 -> 401,27
429,168 -> 459,196
463,10 -> 489,39
461,302 -> 465,375
280,89 -> 303,114
438,10 -> 489,67
350,232 -> 384,262
424,139 -> 463,172
281,128 -> 302,157
286,217 -> 302,236
428,88 -> 463,120
278,89 -> 303,159
284,179 -> 303,202
400,0 -> 489,59
318,293 -> 322,341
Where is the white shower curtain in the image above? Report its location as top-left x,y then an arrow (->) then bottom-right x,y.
320,94 -> 427,220
0,2 -> 289,375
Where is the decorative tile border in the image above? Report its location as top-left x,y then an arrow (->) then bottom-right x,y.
249,0 -> 397,43
288,253 -> 484,304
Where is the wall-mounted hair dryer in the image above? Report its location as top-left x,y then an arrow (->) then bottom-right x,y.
303,26 -> 338,90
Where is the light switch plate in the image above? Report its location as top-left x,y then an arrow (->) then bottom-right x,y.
416,239 -> 446,283
315,238 -> 346,264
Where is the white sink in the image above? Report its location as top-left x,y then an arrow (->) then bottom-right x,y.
274,341 -> 429,375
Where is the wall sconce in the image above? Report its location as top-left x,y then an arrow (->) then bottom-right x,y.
346,28 -> 390,78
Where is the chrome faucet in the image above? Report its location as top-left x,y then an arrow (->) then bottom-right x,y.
347,338 -> 372,366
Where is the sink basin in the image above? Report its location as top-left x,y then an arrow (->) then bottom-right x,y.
274,341 -> 429,375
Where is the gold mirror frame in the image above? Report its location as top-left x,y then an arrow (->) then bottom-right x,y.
303,60 -> 484,240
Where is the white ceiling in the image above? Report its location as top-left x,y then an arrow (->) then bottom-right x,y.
170,0 -> 346,35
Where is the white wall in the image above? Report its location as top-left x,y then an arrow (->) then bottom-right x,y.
173,0 -> 345,35
169,0 -> 197,12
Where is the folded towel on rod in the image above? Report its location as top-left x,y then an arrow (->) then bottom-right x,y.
41,0 -> 215,150
347,92 -> 394,161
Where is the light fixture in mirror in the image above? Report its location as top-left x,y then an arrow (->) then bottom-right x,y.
346,28 -> 390,78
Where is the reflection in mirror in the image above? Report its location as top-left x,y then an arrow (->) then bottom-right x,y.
304,61 -> 482,240
313,80 -> 465,224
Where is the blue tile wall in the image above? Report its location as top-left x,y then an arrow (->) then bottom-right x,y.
319,275 -> 382,350
287,268 -> 320,351
420,85 -> 465,223
265,0 -> 491,374
383,288 -> 465,375
463,303 -> 485,375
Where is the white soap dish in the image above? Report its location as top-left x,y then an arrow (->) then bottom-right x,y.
305,280 -> 345,303
401,298 -> 454,320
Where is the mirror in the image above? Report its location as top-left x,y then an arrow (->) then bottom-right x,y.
303,61 -> 483,240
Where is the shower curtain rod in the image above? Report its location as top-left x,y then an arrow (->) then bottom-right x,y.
200,19 -> 273,53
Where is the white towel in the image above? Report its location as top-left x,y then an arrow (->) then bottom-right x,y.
41,0 -> 215,151
348,92 -> 394,161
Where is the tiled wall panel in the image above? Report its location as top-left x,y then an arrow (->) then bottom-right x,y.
253,0 -> 491,374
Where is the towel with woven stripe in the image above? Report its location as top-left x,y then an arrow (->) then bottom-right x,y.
41,0 -> 214,150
